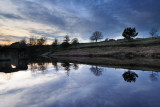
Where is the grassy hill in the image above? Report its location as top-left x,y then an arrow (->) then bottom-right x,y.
51,37 -> 160,58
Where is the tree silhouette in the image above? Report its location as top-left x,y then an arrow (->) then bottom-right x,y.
90,31 -> 103,42
122,70 -> 138,82
37,36 -> 47,45
90,66 -> 103,76
52,38 -> 58,46
61,35 -> 70,48
122,27 -> 138,40
71,38 -> 79,45
19,39 -> 26,46
11,39 -> 27,47
29,36 -> 37,46
150,28 -> 158,38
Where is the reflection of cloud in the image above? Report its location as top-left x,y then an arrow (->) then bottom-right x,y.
0,73 -> 13,80
0,64 -> 160,107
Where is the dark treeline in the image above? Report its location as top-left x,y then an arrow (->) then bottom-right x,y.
0,27 -> 159,47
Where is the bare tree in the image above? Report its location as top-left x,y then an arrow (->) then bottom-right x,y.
150,28 -> 158,38
52,38 -> 58,46
29,36 -> 37,46
37,36 -> 47,45
90,31 -> 103,42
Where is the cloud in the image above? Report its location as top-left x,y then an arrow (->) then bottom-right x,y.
0,0 -> 160,43
0,13 -> 23,20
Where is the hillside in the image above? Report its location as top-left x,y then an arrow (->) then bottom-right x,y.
51,37 -> 160,58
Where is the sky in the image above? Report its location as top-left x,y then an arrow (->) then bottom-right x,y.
0,0 -> 160,44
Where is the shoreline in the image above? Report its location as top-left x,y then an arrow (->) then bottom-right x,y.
51,52 -> 160,58
51,56 -> 160,72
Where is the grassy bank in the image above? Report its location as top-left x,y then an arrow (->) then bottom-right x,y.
51,37 -> 160,58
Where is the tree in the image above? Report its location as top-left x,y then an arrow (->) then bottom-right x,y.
150,28 -> 158,38
29,36 -> 37,46
10,39 -> 26,47
63,35 -> 70,43
52,38 -> 58,46
122,27 -> 138,40
90,31 -> 103,42
37,36 -> 47,45
19,39 -> 26,46
71,38 -> 79,45
61,35 -> 70,48
105,38 -> 109,42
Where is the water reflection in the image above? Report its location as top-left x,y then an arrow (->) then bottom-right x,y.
72,63 -> 79,70
52,60 -> 59,71
150,71 -> 159,81
90,66 -> 104,76
30,63 -> 49,73
122,70 -> 139,83
0,60 -> 160,107
0,60 -> 28,73
61,61 -> 71,76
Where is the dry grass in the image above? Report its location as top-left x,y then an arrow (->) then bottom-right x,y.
52,37 -> 160,58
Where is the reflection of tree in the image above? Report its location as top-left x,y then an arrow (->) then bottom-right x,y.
30,63 -> 38,73
150,71 -> 158,81
30,63 -> 47,73
38,63 -> 47,72
52,61 -> 59,71
90,66 -> 103,76
122,70 -> 138,82
72,63 -> 79,70
61,62 -> 71,76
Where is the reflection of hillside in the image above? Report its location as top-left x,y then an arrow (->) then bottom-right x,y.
0,60 -> 28,73
51,57 -> 160,73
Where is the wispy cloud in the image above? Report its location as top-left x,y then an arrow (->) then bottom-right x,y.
0,0 -> 160,43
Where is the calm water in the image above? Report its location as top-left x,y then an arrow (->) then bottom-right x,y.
0,62 -> 160,107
